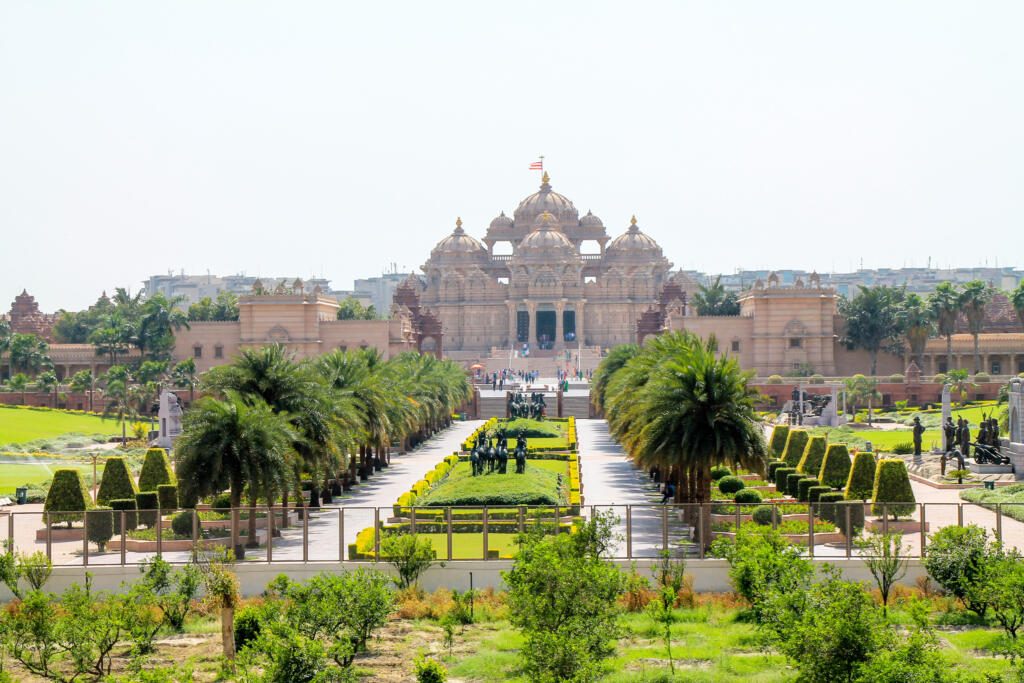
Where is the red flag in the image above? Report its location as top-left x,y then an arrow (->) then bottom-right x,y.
529,160 -> 543,171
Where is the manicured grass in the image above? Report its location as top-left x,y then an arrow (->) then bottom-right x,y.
0,462 -> 96,494
0,406 -> 118,445
961,483 -> 1024,523
415,532 -> 522,560
419,461 -> 568,507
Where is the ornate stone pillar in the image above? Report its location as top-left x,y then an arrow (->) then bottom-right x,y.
577,301 -> 585,348
555,302 -> 564,349
507,302 -> 516,346
527,302 -> 535,346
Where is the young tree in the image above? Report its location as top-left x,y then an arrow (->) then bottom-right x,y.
647,551 -> 687,675
68,369 -> 94,411
839,285 -> 904,376
7,333 -> 51,377
923,524 -> 993,618
34,370 -> 59,408
959,280 -> 995,373
8,373 -> 29,405
928,281 -> 961,373
856,532 -> 909,616
845,374 -> 881,425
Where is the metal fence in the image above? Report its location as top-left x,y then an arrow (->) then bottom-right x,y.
6,501 -> 1022,566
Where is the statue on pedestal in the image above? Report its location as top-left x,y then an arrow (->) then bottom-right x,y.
912,416 -> 925,456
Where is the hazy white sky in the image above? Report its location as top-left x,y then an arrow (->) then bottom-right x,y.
2,1 -> 1022,311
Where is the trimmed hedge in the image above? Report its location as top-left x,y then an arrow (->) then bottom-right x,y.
871,459 -> 916,519
807,486 -> 831,504
781,430 -> 809,468
766,460 -> 787,482
171,510 -> 195,538
769,425 -> 790,459
797,436 -> 827,475
775,467 -> 797,493
786,473 -> 805,498
86,507 -> 114,552
835,500 -> 865,536
157,484 -> 178,512
110,499 -> 138,534
844,451 -> 876,500
734,489 -> 763,505
752,505 -> 775,526
818,444 -> 851,490
97,457 -> 138,506
797,478 -> 820,502
718,476 -> 746,495
43,469 -> 92,526
136,491 -> 158,529
710,466 -> 732,481
816,492 -> 846,524
138,448 -> 176,492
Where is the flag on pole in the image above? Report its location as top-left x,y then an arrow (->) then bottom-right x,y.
529,158 -> 543,171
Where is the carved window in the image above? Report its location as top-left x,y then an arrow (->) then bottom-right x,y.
731,340 -> 741,353
789,338 -> 802,349
214,345 -> 224,359
193,345 -> 202,358
991,361 -> 1001,375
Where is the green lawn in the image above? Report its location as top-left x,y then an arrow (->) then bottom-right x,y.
419,461 -> 568,507
416,532 -> 522,560
0,406 -> 119,445
0,462 -> 96,494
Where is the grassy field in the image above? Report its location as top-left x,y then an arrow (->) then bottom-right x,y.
0,406 -> 119,445
419,460 -> 568,507
0,462 -> 96,494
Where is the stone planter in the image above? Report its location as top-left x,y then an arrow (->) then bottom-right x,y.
35,527 -> 85,542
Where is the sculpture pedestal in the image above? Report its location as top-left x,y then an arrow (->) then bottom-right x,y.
968,462 -> 1014,475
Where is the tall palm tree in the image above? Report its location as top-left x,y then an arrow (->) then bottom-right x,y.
959,280 -> 994,374
138,293 -> 190,360
101,374 -> 134,446
898,293 -> 933,368
1011,281 -> 1024,334
68,370 -> 94,411
35,370 -> 59,408
0,320 -> 10,382
691,276 -> 740,316
845,374 -> 881,425
590,343 -> 639,416
171,358 -> 198,405
7,333 -> 50,377
928,282 -> 961,373
174,392 -> 293,551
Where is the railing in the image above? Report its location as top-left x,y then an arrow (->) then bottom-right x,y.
8,501 -> 1022,567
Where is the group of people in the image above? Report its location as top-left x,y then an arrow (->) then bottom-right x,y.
469,428 -> 528,476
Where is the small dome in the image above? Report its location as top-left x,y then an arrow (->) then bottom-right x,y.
430,217 -> 488,262
605,215 -> 663,259
579,210 -> 603,228
489,211 -> 513,230
517,211 -> 576,255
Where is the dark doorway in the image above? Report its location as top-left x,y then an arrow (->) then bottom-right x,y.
516,311 -> 529,343
536,310 -> 556,348
563,310 -> 576,342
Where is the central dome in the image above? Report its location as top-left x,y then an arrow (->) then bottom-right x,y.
516,211 -> 576,257
513,172 -> 579,227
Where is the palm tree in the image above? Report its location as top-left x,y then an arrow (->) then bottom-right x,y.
88,311 -> 135,366
0,320 -> 11,382
8,374 -> 29,405
590,343 -> 639,416
101,372 -> 135,446
691,276 -> 740,316
35,370 -> 59,408
7,333 -> 50,377
946,368 -> 974,407
898,293 -> 933,368
839,285 -> 903,376
959,280 -> 994,374
928,282 -> 961,373
68,370 -> 94,411
1010,281 -> 1024,335
138,293 -> 190,360
174,392 -> 293,551
845,374 -> 882,425
171,358 -> 198,405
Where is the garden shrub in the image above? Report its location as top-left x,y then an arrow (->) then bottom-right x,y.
97,457 -> 137,506
768,425 -> 790,459
924,525 -> 993,617
786,473 -> 805,498
138,448 -> 175,492
766,460 -> 787,481
819,444 -> 852,490
414,656 -> 448,683
816,492 -> 845,524
751,505 -> 776,526
844,450 -> 876,500
135,491 -> 159,529
110,499 -> 138,534
212,492 -> 232,511
734,489 -> 762,505
809,374 -> 824,384
807,486 -> 831,504
171,510 -> 195,538
889,373 -> 905,383
233,603 -> 266,652
774,467 -> 797,492
871,459 -> 915,519
43,469 -> 91,527
891,442 -> 914,455
710,465 -> 732,481
781,430 -> 809,468
718,475 -> 745,495
974,372 -> 990,383
796,436 -> 826,475
797,478 -> 819,502
86,507 -> 114,552
157,484 -> 178,512
381,532 -> 436,589
834,501 -> 865,536
767,374 -> 783,384
931,373 -> 946,384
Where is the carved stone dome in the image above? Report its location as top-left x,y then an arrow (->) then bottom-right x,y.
516,212 -> 576,257
513,172 -> 579,227
430,217 -> 487,262
489,211 -> 513,230
605,216 -> 664,260
579,210 -> 604,228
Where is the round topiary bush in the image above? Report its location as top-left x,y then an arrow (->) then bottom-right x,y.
819,444 -> 852,489
932,373 -> 947,385
96,457 -> 138,506
86,507 -> 114,552
734,488 -> 763,505
751,505 -> 776,526
157,484 -> 179,512
889,374 -> 905,383
766,460 -> 787,482
768,425 -> 790,459
781,430 -> 810,468
816,491 -> 846,524
809,374 -> 825,385
718,475 -> 746,495
807,486 -> 831,504
43,469 -> 92,528
974,372 -> 990,383
797,477 -> 820,502
774,467 -> 797,493
786,472 -> 805,498
135,491 -> 158,529
797,436 -> 827,475
871,459 -> 916,519
710,466 -> 732,481
171,510 -> 195,538
212,492 -> 232,511
110,499 -> 138,534
767,375 -> 783,384
844,451 -> 876,500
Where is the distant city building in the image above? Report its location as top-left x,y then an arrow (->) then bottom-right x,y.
354,268 -> 414,318
142,271 -> 354,307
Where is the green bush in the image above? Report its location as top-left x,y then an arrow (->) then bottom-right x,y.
414,656 -> 448,683
768,425 -> 790,459
138,448 -> 176,492
212,492 -> 232,511
751,505 -> 776,526
734,489 -> 762,505
796,436 -> 827,475
43,469 -> 92,527
816,492 -> 846,524
844,451 -> 876,500
924,525 -> 993,618
809,374 -> 824,385
889,373 -> 905,383
136,491 -> 158,529
86,507 -> 114,552
834,501 -> 864,536
157,484 -> 178,512
781,430 -> 809,468
807,486 -> 831,504
974,372 -> 990,383
767,374 -> 783,384
96,457 -> 137,506
233,603 -> 266,652
718,475 -> 746,495
710,466 -> 732,481
797,478 -> 819,502
774,467 -> 797,492
931,373 -> 947,384
766,460 -> 787,481
502,418 -> 564,439
786,473 -> 805,498
171,510 -> 195,538
819,444 -> 852,490
871,459 -> 916,519
110,499 -> 138,534
891,442 -> 914,455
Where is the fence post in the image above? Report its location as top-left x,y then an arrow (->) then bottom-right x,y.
191,507 -> 199,558
697,505 -> 705,560
373,508 -> 381,562
82,511 -> 89,567
626,506 -> 633,560
337,507 -> 344,562
845,504 -> 852,558
957,503 -> 963,527
119,510 -> 126,566
518,506 -> 525,534
661,505 -> 669,554
7,513 -> 13,553
996,504 -> 1003,545
302,505 -> 309,563
156,506 -> 162,559
45,512 -> 52,562
808,504 -> 815,558
883,503 -> 889,538
267,505 -> 274,563
411,506 -> 417,534
920,504 -> 927,556
446,508 -> 453,562
482,507 -> 489,561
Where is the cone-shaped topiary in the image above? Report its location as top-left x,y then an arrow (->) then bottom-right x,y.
769,425 -> 790,459
817,491 -> 846,524
86,507 -> 114,552
110,499 -> 138,534
786,472 -> 805,498
871,459 -> 916,520
44,469 -> 92,527
766,460 -> 787,482
138,448 -> 176,493
797,477 -> 820,502
835,501 -> 865,537
781,430 -> 809,468
97,457 -> 138,506
136,491 -> 158,529
775,467 -> 797,492
844,451 -> 877,500
157,484 -> 179,512
807,486 -> 831,503
819,444 -> 852,489
796,436 -> 827,475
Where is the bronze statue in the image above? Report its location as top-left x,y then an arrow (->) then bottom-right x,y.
912,416 -> 925,456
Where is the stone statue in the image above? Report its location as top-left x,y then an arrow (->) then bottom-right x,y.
157,391 -> 184,448
943,417 -> 956,454
912,416 -> 925,456
958,417 -> 971,458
